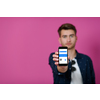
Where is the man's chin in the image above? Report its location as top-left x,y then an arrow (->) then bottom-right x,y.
62,45 -> 74,49
65,45 -> 74,50
62,45 -> 70,47
65,45 -> 71,48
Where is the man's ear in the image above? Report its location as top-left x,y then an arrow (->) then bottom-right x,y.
58,38 -> 61,44
76,36 -> 78,41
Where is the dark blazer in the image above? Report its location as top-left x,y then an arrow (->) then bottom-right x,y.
49,50 -> 95,84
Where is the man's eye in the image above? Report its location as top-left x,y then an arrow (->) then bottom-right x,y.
70,35 -> 73,37
63,36 -> 66,38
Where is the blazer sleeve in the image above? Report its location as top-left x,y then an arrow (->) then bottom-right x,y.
48,53 -> 59,74
88,57 -> 95,84
48,52 -> 72,78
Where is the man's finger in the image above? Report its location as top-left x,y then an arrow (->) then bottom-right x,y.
55,51 -> 58,55
52,54 -> 58,58
55,62 -> 58,66
53,58 -> 59,61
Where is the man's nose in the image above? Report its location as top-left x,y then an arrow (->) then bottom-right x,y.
67,37 -> 71,42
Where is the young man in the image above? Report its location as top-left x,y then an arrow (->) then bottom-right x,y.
49,23 -> 95,84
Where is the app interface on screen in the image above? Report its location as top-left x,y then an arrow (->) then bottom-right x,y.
59,49 -> 67,64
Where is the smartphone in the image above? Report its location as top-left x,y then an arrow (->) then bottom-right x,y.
58,47 -> 68,66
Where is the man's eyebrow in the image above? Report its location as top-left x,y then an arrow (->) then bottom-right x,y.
62,34 -> 75,36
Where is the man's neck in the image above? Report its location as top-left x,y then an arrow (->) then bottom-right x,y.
68,48 -> 77,60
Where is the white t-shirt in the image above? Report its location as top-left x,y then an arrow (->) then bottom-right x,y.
70,58 -> 83,84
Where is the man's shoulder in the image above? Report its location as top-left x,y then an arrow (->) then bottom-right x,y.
49,52 -> 55,58
49,52 -> 55,62
78,52 -> 92,62
49,52 -> 55,65
49,51 -> 93,62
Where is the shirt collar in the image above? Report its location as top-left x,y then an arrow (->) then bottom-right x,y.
75,49 -> 82,59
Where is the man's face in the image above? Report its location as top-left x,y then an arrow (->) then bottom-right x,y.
59,29 -> 77,50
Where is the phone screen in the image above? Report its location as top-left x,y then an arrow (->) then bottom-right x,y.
59,47 -> 68,65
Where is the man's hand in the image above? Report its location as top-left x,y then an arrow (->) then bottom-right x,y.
52,51 -> 70,73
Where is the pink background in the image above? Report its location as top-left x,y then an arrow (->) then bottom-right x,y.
0,17 -> 100,84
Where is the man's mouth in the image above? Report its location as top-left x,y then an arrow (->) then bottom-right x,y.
66,43 -> 71,45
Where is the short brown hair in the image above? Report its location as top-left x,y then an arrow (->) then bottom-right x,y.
58,23 -> 77,37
